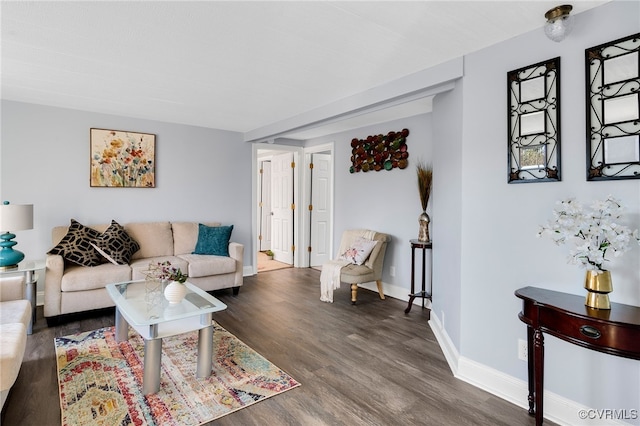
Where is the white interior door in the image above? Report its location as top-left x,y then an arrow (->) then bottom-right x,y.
271,152 -> 294,264
259,160 -> 272,251
309,153 -> 332,266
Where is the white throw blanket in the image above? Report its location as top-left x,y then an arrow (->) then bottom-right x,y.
320,259 -> 350,303
319,229 -> 377,303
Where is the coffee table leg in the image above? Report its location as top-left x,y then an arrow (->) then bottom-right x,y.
114,307 -> 129,342
197,324 -> 214,378
143,337 -> 162,395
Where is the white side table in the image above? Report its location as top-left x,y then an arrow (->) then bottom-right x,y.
0,260 -> 45,334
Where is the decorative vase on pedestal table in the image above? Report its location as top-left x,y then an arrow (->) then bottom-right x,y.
418,211 -> 430,242
584,270 -> 613,310
164,281 -> 187,304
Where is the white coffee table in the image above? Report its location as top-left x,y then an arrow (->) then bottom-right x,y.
105,279 -> 227,395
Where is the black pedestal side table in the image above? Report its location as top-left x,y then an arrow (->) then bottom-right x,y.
405,239 -> 433,314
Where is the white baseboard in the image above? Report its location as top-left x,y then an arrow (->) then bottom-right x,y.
428,313 -> 459,374
428,314 -> 631,426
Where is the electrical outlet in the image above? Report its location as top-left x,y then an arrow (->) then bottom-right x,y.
518,339 -> 528,361
389,266 -> 395,277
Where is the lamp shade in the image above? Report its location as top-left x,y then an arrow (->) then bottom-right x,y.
0,202 -> 34,232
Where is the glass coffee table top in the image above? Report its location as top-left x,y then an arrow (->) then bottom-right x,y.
106,279 -> 227,327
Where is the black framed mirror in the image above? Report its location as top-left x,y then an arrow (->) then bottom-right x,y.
586,33 -> 640,181
507,57 -> 561,183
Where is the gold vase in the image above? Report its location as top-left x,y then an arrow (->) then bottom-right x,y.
418,211 -> 430,242
584,270 -> 612,310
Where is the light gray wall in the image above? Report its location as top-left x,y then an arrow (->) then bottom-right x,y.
457,0 -> 640,415
431,81 -> 464,350
0,101 -> 253,268
306,113 -> 433,292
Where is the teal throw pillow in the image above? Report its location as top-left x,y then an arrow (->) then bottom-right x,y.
193,224 -> 233,257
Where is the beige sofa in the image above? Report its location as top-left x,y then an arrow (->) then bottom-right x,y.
0,276 -> 31,410
45,221 -> 243,324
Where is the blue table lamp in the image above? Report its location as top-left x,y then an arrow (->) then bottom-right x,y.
0,201 -> 33,270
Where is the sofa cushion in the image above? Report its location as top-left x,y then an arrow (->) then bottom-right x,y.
0,276 -> 24,302
47,219 -> 104,267
0,323 -> 27,392
193,224 -> 233,257
340,263 -> 376,282
0,300 -> 31,327
172,222 -> 221,255
125,222 -> 174,260
177,254 -> 237,277
60,263 -> 131,292
91,220 -> 141,265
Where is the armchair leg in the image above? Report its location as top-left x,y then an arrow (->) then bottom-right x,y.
376,280 -> 385,300
350,284 -> 358,304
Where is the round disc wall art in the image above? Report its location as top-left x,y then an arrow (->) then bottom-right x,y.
349,128 -> 409,173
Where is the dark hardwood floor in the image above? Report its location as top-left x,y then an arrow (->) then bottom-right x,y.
1,268 -> 545,426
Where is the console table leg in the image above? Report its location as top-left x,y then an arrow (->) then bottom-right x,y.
526,326 -> 535,415
534,328 -> 545,425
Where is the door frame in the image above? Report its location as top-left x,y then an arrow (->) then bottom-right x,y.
251,142 -> 334,273
252,143 -> 303,274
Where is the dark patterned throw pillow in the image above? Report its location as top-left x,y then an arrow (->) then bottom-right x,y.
47,219 -> 103,267
91,220 -> 140,265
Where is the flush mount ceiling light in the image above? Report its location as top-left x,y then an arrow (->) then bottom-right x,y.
544,4 -> 574,42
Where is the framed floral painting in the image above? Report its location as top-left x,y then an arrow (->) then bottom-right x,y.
90,128 -> 156,187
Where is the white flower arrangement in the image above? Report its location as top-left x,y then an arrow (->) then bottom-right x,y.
537,195 -> 640,271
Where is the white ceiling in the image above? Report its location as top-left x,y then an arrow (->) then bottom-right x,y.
1,1 -> 608,140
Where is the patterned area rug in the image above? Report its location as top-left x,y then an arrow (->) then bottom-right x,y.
54,323 -> 300,425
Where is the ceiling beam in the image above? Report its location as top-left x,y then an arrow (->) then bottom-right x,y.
243,57 -> 463,143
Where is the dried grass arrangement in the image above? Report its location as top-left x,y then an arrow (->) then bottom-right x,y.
416,161 -> 433,212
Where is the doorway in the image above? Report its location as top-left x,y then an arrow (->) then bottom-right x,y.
255,146 -> 298,274
253,142 -> 334,274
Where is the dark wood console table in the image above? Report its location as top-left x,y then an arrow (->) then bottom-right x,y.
515,286 -> 640,425
405,239 -> 432,314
